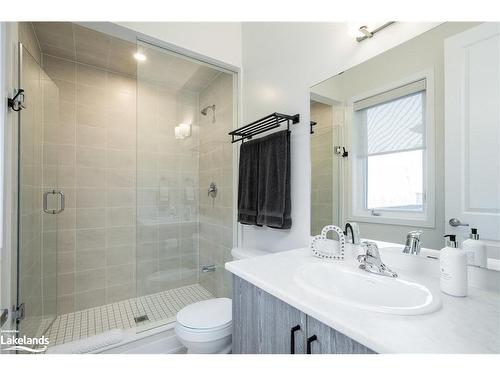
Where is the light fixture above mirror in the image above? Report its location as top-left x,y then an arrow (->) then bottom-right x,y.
348,22 -> 395,42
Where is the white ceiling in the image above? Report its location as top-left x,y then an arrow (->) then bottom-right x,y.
32,22 -> 221,92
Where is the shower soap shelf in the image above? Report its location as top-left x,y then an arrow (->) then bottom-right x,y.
228,112 -> 299,143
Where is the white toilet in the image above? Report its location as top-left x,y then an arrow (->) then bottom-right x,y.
175,247 -> 267,354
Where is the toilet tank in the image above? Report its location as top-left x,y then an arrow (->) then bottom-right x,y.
231,247 -> 268,260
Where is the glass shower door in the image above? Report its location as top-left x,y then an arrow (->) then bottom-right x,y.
134,40 -> 236,332
135,41 -> 202,330
16,43 -> 59,342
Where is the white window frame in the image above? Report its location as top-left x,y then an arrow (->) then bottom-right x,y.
346,70 -> 436,228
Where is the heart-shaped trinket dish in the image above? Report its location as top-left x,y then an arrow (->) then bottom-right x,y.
310,225 -> 345,260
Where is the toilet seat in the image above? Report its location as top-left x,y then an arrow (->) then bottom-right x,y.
177,297 -> 232,330
175,321 -> 232,343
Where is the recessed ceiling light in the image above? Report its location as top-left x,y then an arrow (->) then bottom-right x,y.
134,52 -> 146,61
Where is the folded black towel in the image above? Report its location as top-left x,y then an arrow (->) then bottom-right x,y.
256,130 -> 291,229
237,138 -> 261,225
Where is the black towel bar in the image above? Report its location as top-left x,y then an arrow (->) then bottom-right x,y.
228,112 -> 299,143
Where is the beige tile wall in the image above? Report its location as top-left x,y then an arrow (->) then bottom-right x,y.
198,73 -> 234,298
40,46 -> 235,314
42,54 -> 137,314
136,79 -> 201,298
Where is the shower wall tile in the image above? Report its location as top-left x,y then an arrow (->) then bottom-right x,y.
107,245 -> 135,266
76,188 -> 106,208
41,51 -> 235,315
42,54 -> 138,313
77,104 -> 106,128
76,124 -> 106,147
57,230 -> 76,252
75,289 -> 106,311
135,76 -> 203,298
76,228 -> 106,250
43,55 -> 76,82
57,252 -> 75,274
75,249 -> 106,272
76,167 -> 106,188
106,188 -> 134,207
76,64 -> 106,86
310,101 -> 335,236
57,295 -> 75,315
57,273 -> 75,296
75,269 -> 106,293
198,73 -> 234,298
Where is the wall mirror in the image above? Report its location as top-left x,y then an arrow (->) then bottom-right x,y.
310,22 -> 500,271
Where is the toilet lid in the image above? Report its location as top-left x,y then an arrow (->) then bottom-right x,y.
177,298 -> 232,329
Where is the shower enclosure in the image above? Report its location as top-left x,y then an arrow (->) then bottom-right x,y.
14,22 -> 236,350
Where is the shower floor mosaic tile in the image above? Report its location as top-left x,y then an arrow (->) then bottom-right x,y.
46,284 -> 213,347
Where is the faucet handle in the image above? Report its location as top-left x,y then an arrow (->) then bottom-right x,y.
403,230 -> 423,255
407,230 -> 423,239
360,241 -> 380,259
359,241 -> 398,278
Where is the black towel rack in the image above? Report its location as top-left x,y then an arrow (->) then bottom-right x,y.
228,112 -> 300,143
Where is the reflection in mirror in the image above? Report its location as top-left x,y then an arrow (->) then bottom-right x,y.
310,99 -> 340,238
310,22 -> 500,271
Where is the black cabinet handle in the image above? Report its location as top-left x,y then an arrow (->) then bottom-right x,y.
290,325 -> 301,354
306,334 -> 317,354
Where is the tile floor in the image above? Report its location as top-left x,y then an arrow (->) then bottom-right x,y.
46,284 -> 213,347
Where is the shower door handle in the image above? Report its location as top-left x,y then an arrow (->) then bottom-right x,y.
43,190 -> 65,214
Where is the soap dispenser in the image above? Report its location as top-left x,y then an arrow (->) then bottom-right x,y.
463,228 -> 487,268
440,235 -> 468,297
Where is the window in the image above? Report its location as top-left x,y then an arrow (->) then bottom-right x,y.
350,76 -> 434,227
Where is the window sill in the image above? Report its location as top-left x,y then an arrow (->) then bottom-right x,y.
348,213 -> 435,228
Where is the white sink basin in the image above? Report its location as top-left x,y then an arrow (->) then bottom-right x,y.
295,262 -> 442,315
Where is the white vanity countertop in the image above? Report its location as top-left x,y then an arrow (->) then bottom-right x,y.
225,247 -> 500,354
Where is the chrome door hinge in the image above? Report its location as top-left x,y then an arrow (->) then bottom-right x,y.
13,303 -> 25,323
7,88 -> 26,112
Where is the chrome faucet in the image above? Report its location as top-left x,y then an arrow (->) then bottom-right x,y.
357,241 -> 398,278
403,230 -> 423,255
344,222 -> 361,245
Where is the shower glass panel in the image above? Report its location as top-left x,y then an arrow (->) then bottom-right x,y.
135,41 -> 236,331
17,43 -> 59,341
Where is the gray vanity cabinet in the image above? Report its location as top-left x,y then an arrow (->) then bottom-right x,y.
232,276 -> 375,354
306,315 -> 375,354
233,274 -> 307,353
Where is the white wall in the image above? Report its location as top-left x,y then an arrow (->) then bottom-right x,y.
115,22 -> 242,68
240,22 -> 439,251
